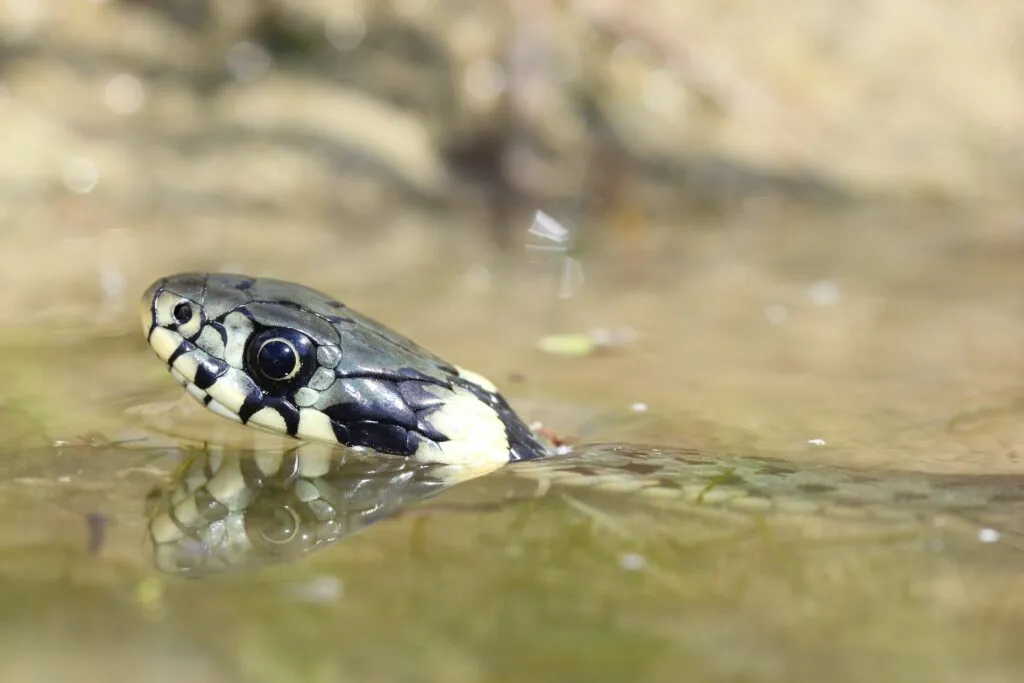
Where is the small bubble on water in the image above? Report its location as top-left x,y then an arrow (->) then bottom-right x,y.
807,438 -> 827,446
619,553 -> 646,571
978,528 -> 1000,544
630,402 -> 648,413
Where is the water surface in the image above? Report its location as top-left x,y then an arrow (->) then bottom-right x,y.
1,201 -> 1024,682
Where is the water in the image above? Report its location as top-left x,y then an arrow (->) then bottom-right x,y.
1,201 -> 1024,681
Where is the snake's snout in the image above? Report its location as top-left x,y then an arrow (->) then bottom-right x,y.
139,278 -> 163,336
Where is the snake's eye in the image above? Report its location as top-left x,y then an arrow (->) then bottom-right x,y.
244,327 -> 316,393
172,301 -> 193,325
257,338 -> 300,381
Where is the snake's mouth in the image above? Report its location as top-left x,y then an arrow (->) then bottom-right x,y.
148,332 -> 255,428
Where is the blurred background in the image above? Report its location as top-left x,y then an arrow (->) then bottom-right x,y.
3,0 -> 1023,454
3,2 -> 1024,682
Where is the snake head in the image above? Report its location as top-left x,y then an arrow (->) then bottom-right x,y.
141,273 -> 550,466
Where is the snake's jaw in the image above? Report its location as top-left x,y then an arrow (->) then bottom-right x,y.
141,273 -> 551,466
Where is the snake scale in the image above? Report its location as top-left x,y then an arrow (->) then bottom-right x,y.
140,273 -> 1024,575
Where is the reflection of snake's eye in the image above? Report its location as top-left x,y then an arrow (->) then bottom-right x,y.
244,497 -> 318,559
256,505 -> 301,544
244,327 -> 315,393
172,301 -> 193,324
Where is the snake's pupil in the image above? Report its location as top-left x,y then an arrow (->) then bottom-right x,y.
257,339 -> 298,380
172,302 -> 192,324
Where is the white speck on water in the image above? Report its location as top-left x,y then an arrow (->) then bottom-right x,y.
527,210 -> 571,247
555,445 -> 573,456
103,73 -> 145,115
807,438 -> 827,446
62,157 -> 99,194
978,528 -> 1000,544
764,304 -> 788,325
619,553 -> 646,571
808,280 -> 840,306
286,575 -> 343,603
99,262 -> 126,305
590,326 -> 637,349
57,476 -> 71,483
630,402 -> 648,413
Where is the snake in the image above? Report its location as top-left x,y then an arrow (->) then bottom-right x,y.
140,273 -> 1024,575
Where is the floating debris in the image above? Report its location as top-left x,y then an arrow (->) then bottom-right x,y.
619,553 -> 646,571
135,577 -> 165,611
85,511 -> 109,555
536,326 -> 637,356
978,528 -> 1001,544
525,210 -> 583,299
536,333 -> 594,356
